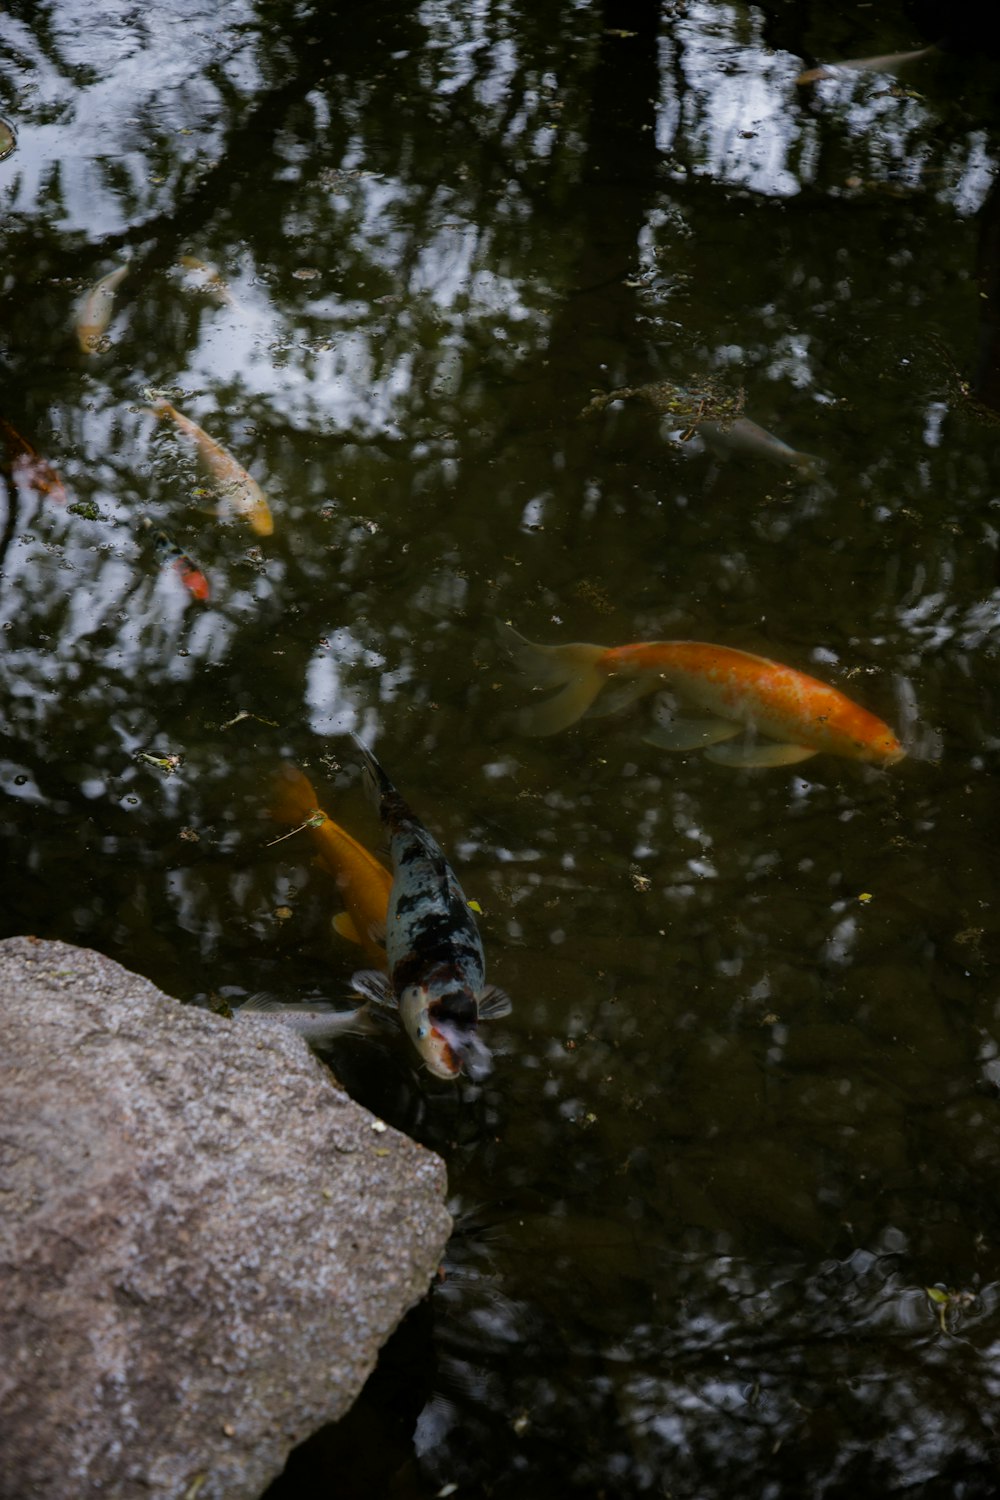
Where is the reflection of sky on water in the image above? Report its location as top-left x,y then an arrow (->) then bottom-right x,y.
0,1 -> 246,236
667,3 -> 807,197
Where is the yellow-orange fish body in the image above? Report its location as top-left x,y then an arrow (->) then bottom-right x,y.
152,398 -> 273,536
607,641 -> 904,764
271,764 -> 391,967
501,623 -> 905,768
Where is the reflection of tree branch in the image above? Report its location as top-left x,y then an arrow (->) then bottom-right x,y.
0,472 -> 21,584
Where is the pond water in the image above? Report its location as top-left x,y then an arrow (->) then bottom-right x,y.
3,1 -> 1000,1495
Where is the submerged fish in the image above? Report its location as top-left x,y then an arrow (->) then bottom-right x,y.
350,737 -> 511,1081
177,254 -> 237,308
271,763 -> 392,969
796,46 -> 937,86
582,380 -> 819,475
234,993 -> 381,1045
150,398 -> 274,536
500,622 -> 905,769
76,263 -> 129,354
141,517 -> 210,602
0,416 -> 68,503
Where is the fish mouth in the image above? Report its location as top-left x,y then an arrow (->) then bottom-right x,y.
875,740 -> 907,765
425,1028 -> 462,1079
433,1018 -> 493,1081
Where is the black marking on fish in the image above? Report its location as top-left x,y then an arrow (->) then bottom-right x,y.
352,736 -> 491,1035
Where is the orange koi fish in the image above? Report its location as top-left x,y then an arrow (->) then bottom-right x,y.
500,622 -> 905,769
271,763 -> 392,968
151,398 -> 273,536
76,263 -> 129,353
141,518 -> 210,603
0,417 -> 68,503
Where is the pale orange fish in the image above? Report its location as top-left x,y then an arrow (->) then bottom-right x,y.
0,417 -> 68,503
500,622 -> 905,769
151,398 -> 273,536
271,763 -> 391,968
796,45 -> 936,86
76,263 -> 129,354
177,255 -> 237,308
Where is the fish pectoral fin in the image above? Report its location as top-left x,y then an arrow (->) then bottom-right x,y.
332,911 -> 362,944
583,676 -> 656,720
643,716 -> 741,752
477,985 -> 513,1021
349,968 -> 397,1009
367,917 -> 387,948
705,740 -> 819,768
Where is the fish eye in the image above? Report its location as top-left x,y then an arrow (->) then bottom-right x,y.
416,1023 -> 429,1040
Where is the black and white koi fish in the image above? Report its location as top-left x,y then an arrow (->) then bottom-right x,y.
349,736 -> 511,1082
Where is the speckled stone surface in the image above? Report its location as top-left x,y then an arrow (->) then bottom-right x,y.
0,937 -> 452,1500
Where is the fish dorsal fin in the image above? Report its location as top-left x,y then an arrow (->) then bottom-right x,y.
235,993 -> 285,1015
477,985 -> 512,1020
349,968 -> 397,1009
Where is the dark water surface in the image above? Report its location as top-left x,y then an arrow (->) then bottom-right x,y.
3,1 -> 1000,1495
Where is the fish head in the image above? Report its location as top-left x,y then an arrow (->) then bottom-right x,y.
858,725 -> 907,765
877,735 -> 907,765
399,985 -> 493,1081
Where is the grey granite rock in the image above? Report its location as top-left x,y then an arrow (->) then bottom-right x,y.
0,936 -> 452,1500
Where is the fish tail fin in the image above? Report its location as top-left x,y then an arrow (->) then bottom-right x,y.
271,763 -> 322,826
497,621 -> 608,736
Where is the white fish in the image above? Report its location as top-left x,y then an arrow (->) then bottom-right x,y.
76,264 -> 129,354
234,994 -> 382,1045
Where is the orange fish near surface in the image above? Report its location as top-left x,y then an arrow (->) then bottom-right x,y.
0,417 -> 68,503
500,622 -> 905,768
271,764 -> 392,967
151,398 -> 274,536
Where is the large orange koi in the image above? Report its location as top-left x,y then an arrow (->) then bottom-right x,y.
500,622 -> 905,768
271,764 -> 392,968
